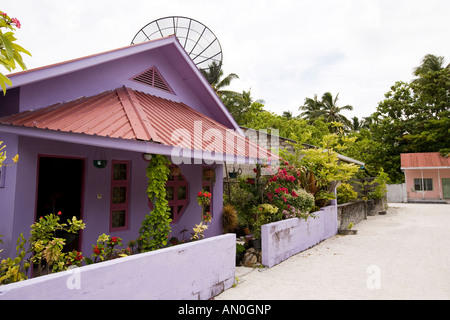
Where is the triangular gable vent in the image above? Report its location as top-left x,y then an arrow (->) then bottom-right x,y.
131,67 -> 174,94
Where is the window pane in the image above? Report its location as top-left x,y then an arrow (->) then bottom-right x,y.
177,186 -> 186,200
112,210 -> 126,228
425,179 -> 433,191
414,179 -> 422,191
113,163 -> 127,180
113,186 -> 127,203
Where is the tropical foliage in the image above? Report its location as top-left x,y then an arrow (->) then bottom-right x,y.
0,10 -> 31,94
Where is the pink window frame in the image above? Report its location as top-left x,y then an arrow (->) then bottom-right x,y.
110,160 -> 130,232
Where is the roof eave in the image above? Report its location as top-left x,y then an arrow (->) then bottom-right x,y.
5,36 -> 179,89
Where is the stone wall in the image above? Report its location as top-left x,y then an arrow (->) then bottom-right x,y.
337,200 -> 366,230
0,234 -> 235,300
337,198 -> 387,230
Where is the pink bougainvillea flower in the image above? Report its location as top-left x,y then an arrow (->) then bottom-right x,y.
10,17 -> 21,28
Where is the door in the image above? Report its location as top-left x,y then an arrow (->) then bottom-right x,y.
443,178 -> 450,199
36,156 -> 84,251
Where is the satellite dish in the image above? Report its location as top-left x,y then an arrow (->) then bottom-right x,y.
131,16 -> 223,74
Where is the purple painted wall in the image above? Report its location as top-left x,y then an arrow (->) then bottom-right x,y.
0,233 -> 235,300
261,204 -> 338,268
0,135 -> 223,259
17,49 -> 215,120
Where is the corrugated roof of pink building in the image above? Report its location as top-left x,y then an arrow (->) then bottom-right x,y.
401,152 -> 450,169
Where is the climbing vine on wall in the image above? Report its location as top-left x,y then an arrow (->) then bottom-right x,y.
139,154 -> 172,251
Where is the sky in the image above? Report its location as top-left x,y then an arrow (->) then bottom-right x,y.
3,0 -> 450,119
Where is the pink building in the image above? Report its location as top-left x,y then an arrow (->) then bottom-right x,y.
401,152 -> 450,203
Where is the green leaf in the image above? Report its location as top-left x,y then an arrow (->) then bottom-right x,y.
0,33 -> 13,59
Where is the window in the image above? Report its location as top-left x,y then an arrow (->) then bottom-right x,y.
166,166 -> 188,223
414,178 -> 433,191
148,165 -> 188,223
110,161 -> 130,230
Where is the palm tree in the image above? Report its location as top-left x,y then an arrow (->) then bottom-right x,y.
320,92 -> 353,131
282,110 -> 293,120
200,61 -> 240,98
413,54 -> 447,77
412,54 -> 449,86
299,94 -> 324,124
350,116 -> 362,132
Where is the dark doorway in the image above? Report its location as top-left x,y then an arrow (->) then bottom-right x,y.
36,156 -> 84,252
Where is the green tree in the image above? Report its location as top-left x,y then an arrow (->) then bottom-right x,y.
201,61 -> 239,99
299,92 -> 353,131
366,56 -> 450,182
0,11 -> 31,94
320,92 -> 353,131
299,94 -> 324,124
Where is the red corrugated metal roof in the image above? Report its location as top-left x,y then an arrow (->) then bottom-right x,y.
0,87 -> 275,160
401,152 -> 450,168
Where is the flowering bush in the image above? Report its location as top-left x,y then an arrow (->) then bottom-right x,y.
197,190 -> 212,206
87,233 -> 124,263
191,190 -> 213,241
265,161 -> 314,213
202,211 -> 212,223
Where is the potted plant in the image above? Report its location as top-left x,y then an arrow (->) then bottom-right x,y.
170,166 -> 181,176
204,168 -> 215,178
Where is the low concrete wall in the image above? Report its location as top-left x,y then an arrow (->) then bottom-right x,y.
387,184 -> 407,203
0,234 -> 235,300
261,204 -> 337,268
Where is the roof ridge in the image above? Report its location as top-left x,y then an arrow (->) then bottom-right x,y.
116,86 -> 160,142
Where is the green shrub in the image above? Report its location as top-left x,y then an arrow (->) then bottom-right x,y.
337,183 -> 357,204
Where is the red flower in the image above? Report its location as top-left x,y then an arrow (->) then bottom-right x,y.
57,211 -> 62,216
111,236 -> 118,243
253,168 -> 258,173
93,246 -> 101,255
198,191 -> 203,197
246,178 -> 254,185
282,197 -> 287,203
292,191 -> 298,197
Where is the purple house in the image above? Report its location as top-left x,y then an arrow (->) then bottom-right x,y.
0,35 -> 273,259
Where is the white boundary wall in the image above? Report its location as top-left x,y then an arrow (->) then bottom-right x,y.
0,234 -> 235,300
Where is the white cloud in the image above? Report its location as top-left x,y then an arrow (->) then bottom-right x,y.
3,0 -> 450,119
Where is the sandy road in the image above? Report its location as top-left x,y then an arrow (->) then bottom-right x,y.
215,203 -> 450,300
